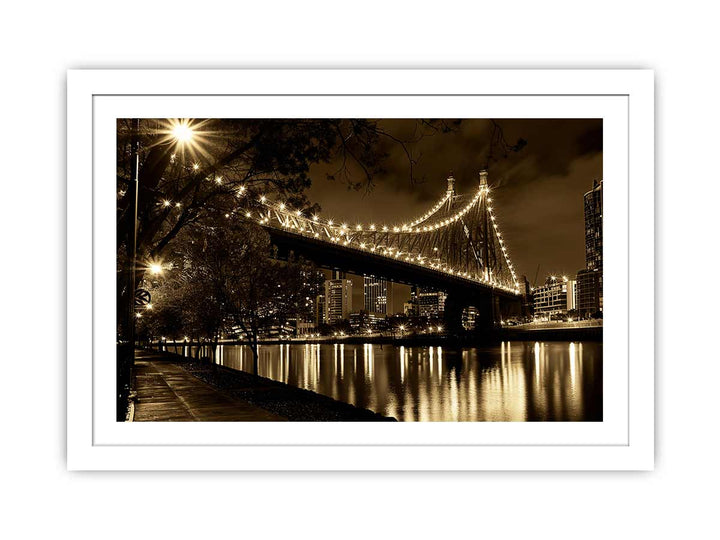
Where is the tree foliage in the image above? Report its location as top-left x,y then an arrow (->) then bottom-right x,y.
138,218 -> 323,364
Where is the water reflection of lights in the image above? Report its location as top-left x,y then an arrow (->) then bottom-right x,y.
429,346 -> 434,378
449,368 -> 459,421
363,343 -> 373,379
189,341 -> 599,422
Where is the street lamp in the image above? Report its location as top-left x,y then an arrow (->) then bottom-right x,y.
171,121 -> 194,143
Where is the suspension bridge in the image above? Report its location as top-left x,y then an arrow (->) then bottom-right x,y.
242,170 -> 523,331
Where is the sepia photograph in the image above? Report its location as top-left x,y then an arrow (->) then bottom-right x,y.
116,117 -> 604,423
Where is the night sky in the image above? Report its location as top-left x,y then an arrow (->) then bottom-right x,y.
307,119 -> 602,310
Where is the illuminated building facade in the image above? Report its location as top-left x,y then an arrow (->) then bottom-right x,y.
363,276 -> 393,315
584,179 -> 603,273
533,276 -> 569,317
576,179 -> 603,316
418,289 -> 447,317
324,279 -> 352,324
349,311 -> 386,331
566,279 -> 577,311
462,306 -> 479,330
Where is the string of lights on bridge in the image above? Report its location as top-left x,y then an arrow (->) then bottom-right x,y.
232,184 -> 520,295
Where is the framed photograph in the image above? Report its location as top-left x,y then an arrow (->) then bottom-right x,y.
67,69 -> 654,470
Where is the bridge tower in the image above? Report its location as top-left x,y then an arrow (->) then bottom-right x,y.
478,170 -> 491,282
445,173 -> 455,209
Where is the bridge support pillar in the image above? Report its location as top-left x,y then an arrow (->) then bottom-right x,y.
444,293 -> 500,334
472,295 -> 500,331
443,293 -> 465,335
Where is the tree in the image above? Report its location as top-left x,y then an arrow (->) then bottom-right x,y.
148,218 -> 323,370
137,257 -> 226,359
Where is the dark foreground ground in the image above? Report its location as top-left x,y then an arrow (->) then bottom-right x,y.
132,349 -> 393,422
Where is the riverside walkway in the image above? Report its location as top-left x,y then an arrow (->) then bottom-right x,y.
132,350 -> 284,421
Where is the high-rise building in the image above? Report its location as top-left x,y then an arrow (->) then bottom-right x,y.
584,179 -> 603,272
314,294 -> 325,326
576,179 -> 603,316
418,288 -> 447,317
363,276 -> 393,314
324,279 -> 352,324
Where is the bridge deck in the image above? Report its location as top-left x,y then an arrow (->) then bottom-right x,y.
267,227 -> 521,301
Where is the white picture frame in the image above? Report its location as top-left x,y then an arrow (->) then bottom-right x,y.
67,69 -> 654,470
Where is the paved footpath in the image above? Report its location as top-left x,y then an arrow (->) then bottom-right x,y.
133,350 -> 284,421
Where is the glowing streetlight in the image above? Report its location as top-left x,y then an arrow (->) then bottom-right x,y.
171,121 -> 194,143
149,263 -> 163,275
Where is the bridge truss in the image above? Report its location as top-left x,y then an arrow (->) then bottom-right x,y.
240,171 -> 520,295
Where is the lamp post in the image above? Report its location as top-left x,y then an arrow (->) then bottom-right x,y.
116,119 -> 141,421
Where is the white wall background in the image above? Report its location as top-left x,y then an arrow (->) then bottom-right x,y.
0,1 -> 716,538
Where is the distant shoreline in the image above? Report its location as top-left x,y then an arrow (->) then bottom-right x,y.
156,324 -> 603,349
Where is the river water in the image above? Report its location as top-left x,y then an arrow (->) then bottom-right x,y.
167,341 -> 602,421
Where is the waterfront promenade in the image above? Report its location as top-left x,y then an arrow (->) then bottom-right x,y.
131,349 -> 392,422
132,350 -> 284,421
